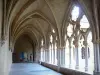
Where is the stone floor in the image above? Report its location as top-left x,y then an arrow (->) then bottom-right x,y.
9,63 -> 62,75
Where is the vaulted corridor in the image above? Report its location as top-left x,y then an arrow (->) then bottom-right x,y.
9,63 -> 62,75
0,0 -> 99,75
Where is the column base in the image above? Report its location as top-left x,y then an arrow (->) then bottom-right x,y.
94,71 -> 100,75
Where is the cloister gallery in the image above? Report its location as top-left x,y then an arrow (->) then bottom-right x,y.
0,0 -> 99,75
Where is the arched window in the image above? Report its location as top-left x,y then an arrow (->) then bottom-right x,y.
65,5 -> 94,73
80,15 -> 90,32
80,15 -> 90,29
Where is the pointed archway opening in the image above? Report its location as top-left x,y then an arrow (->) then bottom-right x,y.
13,34 -> 36,63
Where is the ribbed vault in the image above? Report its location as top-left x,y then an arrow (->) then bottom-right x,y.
7,0 -> 99,53
8,0 -> 60,50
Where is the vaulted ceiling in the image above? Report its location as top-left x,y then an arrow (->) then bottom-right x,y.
5,0 -> 95,48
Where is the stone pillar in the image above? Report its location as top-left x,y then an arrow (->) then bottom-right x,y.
49,43 -> 52,63
60,47 -> 65,66
45,49 -> 47,62
93,42 -> 100,75
53,43 -> 55,64
43,47 -> 45,62
63,47 -> 65,65
74,39 -> 79,69
47,43 -> 50,63
83,40 -> 88,71
69,41 -> 71,68
59,47 -> 61,66
58,47 -> 60,65
40,47 -> 42,61
75,44 -> 79,69
51,43 -> 53,64
56,47 -> 61,71
93,0 -> 100,74
43,48 -> 45,62
47,49 -> 49,63
60,47 -> 63,66
52,43 -> 54,64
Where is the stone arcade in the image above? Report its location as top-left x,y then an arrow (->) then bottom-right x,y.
0,0 -> 99,75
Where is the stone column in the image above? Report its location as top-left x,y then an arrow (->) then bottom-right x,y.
52,43 -> 54,64
60,47 -> 63,66
41,47 -> 43,61
47,49 -> 49,63
75,46 -> 79,69
57,46 -> 61,72
53,43 -> 55,64
43,48 -> 45,62
69,40 -> 71,68
59,47 -> 61,66
45,49 -> 47,62
49,43 -> 52,63
63,47 -> 65,65
74,41 -> 79,69
83,40 -> 88,71
43,47 -> 45,62
51,43 -> 53,64
47,43 -> 50,63
93,42 -> 100,75
60,47 -> 65,66
93,0 -> 100,74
